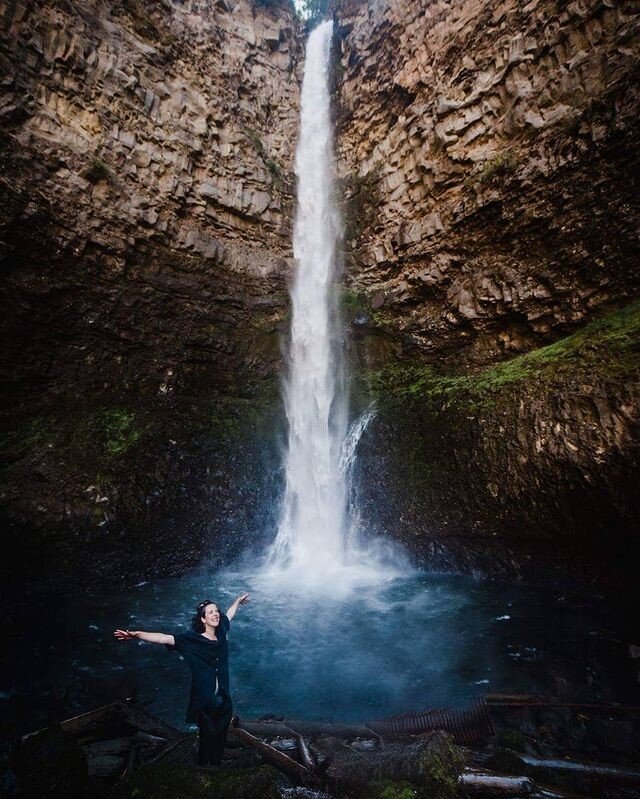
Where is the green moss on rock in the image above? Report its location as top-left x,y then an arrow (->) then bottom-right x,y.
366,781 -> 417,799
419,737 -> 465,799
111,764 -> 281,799
369,300 -> 640,411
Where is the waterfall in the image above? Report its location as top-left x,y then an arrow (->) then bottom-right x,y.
268,19 -> 346,575
265,21 -> 404,589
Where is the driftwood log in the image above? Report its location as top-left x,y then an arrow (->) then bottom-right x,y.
460,769 -> 535,796
520,754 -> 640,794
236,718 -> 379,740
486,693 -> 640,713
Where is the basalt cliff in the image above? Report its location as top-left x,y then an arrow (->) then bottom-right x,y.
1,0 -> 639,586
0,0 -> 301,584
333,0 -> 640,583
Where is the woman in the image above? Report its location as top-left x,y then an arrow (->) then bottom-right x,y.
114,593 -> 250,766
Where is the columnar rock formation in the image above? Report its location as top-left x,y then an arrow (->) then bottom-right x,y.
333,0 -> 640,581
0,0 -> 301,582
335,0 -> 639,363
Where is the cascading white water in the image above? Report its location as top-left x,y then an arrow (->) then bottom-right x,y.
265,21 -> 406,589
268,20 -> 347,576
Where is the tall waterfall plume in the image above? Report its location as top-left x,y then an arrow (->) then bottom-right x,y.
265,22 -> 396,588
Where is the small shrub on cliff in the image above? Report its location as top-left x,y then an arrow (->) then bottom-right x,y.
99,409 -> 142,457
244,128 -> 288,192
340,168 -> 381,244
80,408 -> 144,459
465,150 -> 519,190
85,158 -> 114,185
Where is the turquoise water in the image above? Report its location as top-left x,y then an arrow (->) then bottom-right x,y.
3,567 -> 637,734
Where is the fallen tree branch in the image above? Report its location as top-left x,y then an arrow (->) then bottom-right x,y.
144,735 -> 192,765
227,726 -> 322,787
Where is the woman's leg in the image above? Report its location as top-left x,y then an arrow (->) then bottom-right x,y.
196,697 -> 233,766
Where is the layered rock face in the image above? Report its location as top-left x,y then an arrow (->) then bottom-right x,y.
334,0 -> 640,580
0,0 -> 301,582
1,0 -> 638,587
335,0 -> 639,364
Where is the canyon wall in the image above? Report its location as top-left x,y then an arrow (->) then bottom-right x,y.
1,0 -> 638,587
334,0 -> 640,582
0,0 -> 301,583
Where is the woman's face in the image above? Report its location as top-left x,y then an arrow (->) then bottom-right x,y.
202,603 -> 220,628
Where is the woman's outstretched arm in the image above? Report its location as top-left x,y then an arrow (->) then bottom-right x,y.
114,630 -> 175,645
226,593 -> 250,622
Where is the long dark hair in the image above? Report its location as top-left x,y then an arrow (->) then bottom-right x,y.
191,600 -> 220,633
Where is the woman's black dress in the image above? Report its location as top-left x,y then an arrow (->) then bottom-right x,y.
167,614 -> 233,765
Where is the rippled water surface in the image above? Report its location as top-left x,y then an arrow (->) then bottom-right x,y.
3,567 -> 638,733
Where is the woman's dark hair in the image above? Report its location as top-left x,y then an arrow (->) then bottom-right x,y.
191,600 -> 220,633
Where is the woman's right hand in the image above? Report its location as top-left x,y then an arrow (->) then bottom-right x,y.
114,629 -> 139,640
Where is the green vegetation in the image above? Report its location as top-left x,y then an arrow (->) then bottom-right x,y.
111,764 -> 281,799
339,284 -> 368,319
244,128 -> 288,192
369,301 -> 640,410
495,728 -> 529,753
370,309 -> 396,333
367,781 -> 417,799
465,149 -> 519,190
340,168 -> 381,243
244,128 -> 264,153
0,406 -> 145,466
421,740 -> 466,799
207,378 -> 281,444
91,409 -> 143,458
85,157 -> 114,185
0,414 -> 54,455
364,738 -> 464,799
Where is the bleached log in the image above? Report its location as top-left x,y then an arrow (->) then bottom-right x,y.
459,769 -> 535,796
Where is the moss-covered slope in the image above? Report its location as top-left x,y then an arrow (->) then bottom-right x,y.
352,301 -> 640,583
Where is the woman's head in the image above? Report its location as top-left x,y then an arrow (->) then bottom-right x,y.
191,600 -> 221,633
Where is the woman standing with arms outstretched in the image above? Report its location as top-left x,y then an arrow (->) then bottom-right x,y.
114,593 -> 250,766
